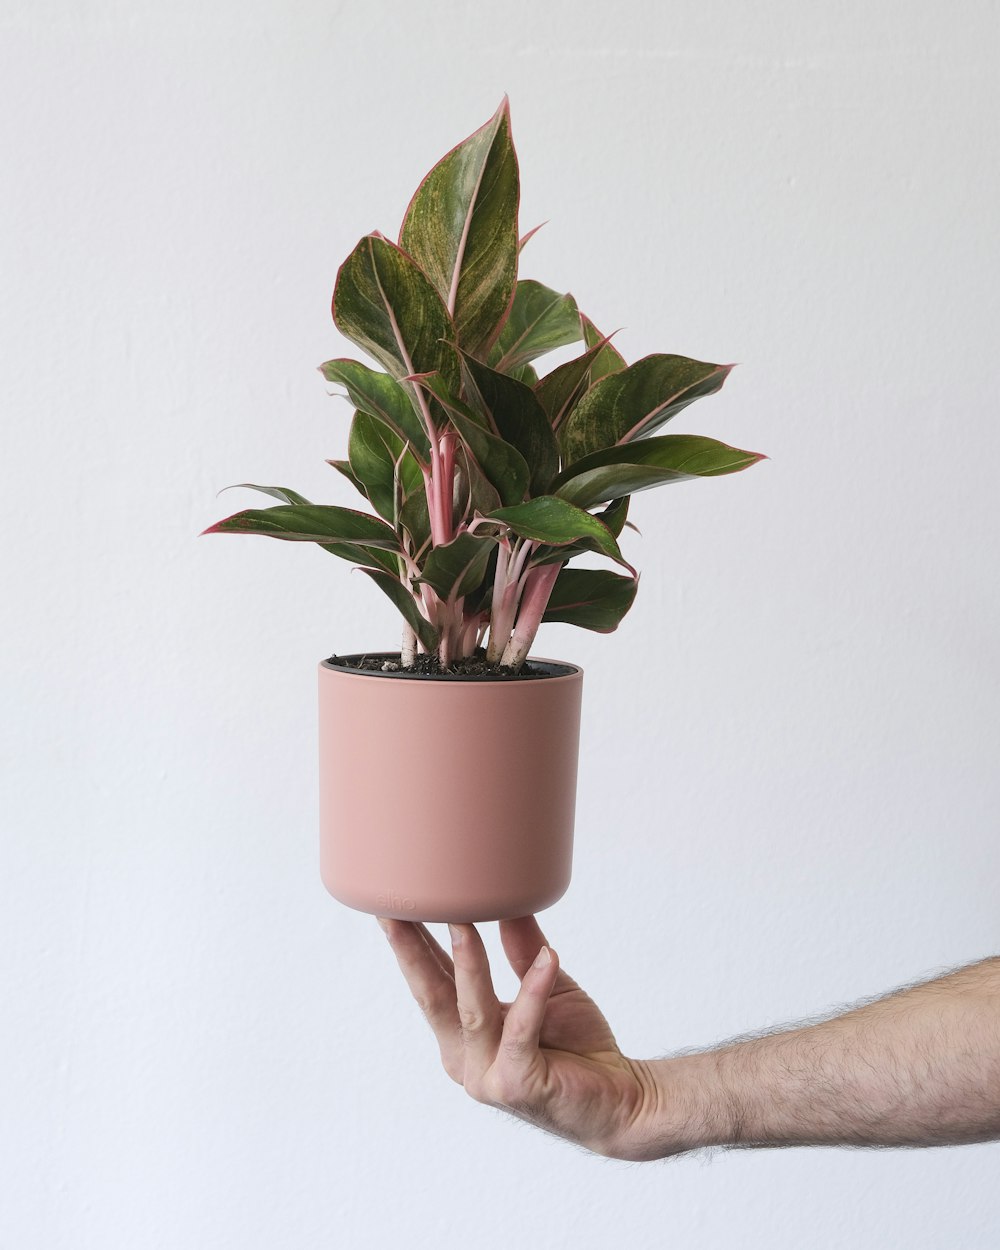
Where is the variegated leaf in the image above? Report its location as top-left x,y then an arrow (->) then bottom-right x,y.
399,99 -> 518,358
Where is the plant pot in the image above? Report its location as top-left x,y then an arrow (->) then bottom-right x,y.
318,653 -> 583,922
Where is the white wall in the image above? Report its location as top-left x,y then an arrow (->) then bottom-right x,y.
3,0 -> 999,1245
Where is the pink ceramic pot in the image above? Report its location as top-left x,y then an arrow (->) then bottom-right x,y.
318,654 -> 583,922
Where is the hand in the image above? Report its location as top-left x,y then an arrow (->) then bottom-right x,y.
377,914 -> 668,1160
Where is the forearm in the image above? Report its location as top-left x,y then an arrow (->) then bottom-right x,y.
641,957 -> 1000,1158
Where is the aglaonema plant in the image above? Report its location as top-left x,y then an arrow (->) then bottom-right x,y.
203,99 -> 764,671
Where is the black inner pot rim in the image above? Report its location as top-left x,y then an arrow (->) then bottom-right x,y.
322,653 -> 580,681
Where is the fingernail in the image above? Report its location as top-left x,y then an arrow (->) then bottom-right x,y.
533,945 -> 551,969
448,923 -> 463,946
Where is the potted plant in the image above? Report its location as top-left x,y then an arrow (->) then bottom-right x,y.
203,99 -> 763,922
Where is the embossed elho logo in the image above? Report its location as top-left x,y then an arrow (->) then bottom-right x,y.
376,889 -> 416,912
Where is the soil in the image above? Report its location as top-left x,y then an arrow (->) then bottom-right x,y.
327,649 -> 549,679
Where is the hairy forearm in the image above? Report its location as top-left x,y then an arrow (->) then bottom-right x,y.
639,957 -> 1000,1159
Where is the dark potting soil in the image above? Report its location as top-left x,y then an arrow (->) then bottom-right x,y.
327,650 -> 548,679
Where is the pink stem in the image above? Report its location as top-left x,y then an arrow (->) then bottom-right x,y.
460,614 -> 484,657
423,431 -> 457,555
485,539 -> 512,662
438,431 -> 456,542
508,538 -> 534,590
422,461 -> 445,548
501,562 -> 561,670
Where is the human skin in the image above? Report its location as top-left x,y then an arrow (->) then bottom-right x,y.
377,915 -> 1000,1161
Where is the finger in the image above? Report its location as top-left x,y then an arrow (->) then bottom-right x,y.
413,922 -> 455,980
498,915 -> 550,975
494,944 -> 560,1090
499,916 -> 579,993
448,923 -> 503,1090
378,919 -> 463,1079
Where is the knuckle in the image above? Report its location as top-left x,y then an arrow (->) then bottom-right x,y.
500,1031 -> 529,1062
457,1005 -> 487,1037
413,990 -> 446,1021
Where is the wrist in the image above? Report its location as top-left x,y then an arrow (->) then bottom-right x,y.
622,1052 -> 735,1160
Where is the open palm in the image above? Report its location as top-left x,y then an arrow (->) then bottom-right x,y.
379,914 -> 656,1158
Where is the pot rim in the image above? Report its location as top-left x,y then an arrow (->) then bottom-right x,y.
320,652 -> 582,682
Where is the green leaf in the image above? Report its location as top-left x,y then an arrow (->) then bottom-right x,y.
219,483 -> 311,507
320,358 -> 431,460
598,495 -> 630,539
202,500 -> 401,574
560,353 -> 732,463
399,99 -> 519,358
331,234 -> 458,392
397,457 -> 431,554
202,503 -> 399,547
541,567 -> 638,633
529,497 -> 630,566
458,350 -> 559,497
489,280 -> 582,372
409,371 -> 529,507
452,441 -> 502,527
418,532 -> 496,602
506,362 -> 538,387
347,412 -> 399,522
554,434 -> 765,509
518,222 -> 544,254
359,568 -> 439,652
326,459 -> 368,499
580,313 -> 626,381
534,336 -> 617,433
490,495 -> 632,571
398,494 -> 430,555
348,411 -> 423,525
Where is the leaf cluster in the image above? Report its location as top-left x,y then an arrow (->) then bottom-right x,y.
205,101 -> 764,654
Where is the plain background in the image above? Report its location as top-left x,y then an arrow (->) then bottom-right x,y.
3,1 -> 999,1246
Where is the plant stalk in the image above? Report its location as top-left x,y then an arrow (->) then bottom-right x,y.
400,623 -> 417,667
485,539 -> 513,663
500,562 -> 561,670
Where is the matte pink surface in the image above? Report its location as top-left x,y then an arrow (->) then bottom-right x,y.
318,658 -> 583,922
